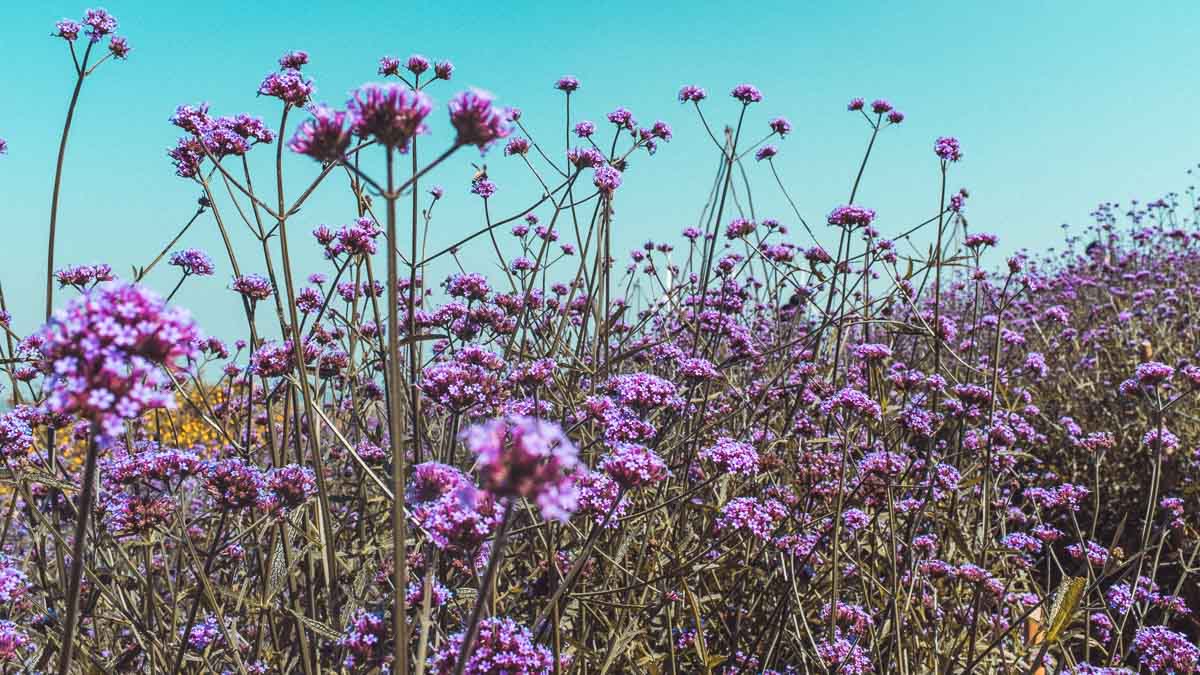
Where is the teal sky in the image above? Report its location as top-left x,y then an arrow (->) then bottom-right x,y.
3,0 -> 1199,341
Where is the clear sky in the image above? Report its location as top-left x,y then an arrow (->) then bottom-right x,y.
3,0 -> 1199,340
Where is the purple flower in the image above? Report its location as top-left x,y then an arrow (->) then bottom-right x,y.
0,621 -> 30,662
168,248 -> 214,276
278,50 -> 309,69
289,105 -> 351,162
847,97 -> 865,111
599,444 -> 668,488
266,464 -> 317,509
828,204 -> 877,228
568,146 -> 605,169
378,56 -> 401,76
554,76 -> 580,92
338,610 -> 390,671
1133,626 -> 1199,673
871,99 -> 893,114
462,416 -> 581,521
184,615 -> 223,652
731,84 -> 763,104
257,69 -> 313,107
204,458 -> 265,510
470,178 -> 497,199
592,165 -> 622,194
607,107 -> 636,130
934,136 -> 962,162
574,120 -> 596,138
250,340 -> 293,377
503,136 -> 531,156
406,54 -> 430,75
679,85 -> 707,103
0,139 -> 7,155
107,35 -> 130,59
428,617 -> 563,674
434,60 -> 454,80
887,110 -> 905,124
82,8 -> 117,41
54,19 -> 81,41
769,117 -> 792,136
700,437 -> 760,476
348,83 -> 432,151
449,89 -> 512,152
725,217 -> 756,239
36,282 -> 200,438
232,274 -> 273,301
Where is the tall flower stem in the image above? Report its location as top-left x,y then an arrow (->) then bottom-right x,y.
385,145 -> 411,675
46,42 -> 94,322
56,421 -> 100,675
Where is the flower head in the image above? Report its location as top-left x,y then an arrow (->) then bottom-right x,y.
258,69 -> 313,107
828,204 -> 877,228
82,8 -> 117,41
593,165 -> 622,194
934,136 -> 962,162
289,105 -> 351,162
54,19 -> 81,41
731,84 -> 763,104
406,54 -> 431,76
348,83 -> 432,151
554,76 -> 580,92
462,416 -> 581,521
107,35 -> 130,59
278,50 -> 309,69
36,282 -> 201,438
679,85 -> 707,103
449,89 -> 512,152
168,248 -> 215,276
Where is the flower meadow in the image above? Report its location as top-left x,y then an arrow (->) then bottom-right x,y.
1,8 -> 1199,675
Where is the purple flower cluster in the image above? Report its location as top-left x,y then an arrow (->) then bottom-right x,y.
37,282 -> 200,437
462,416 -> 581,521
168,248 -> 215,276
348,83 -> 432,151
428,617 -> 562,674
827,205 -> 877,228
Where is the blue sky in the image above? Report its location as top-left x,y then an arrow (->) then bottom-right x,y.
3,0 -> 1199,340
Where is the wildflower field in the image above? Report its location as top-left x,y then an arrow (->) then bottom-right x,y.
1,7 -> 1199,674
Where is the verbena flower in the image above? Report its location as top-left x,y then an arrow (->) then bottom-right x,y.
449,89 -> 512,152
37,282 -> 200,438
462,416 -> 581,521
347,83 -> 432,151
428,616 -> 564,674
168,248 -> 215,276
289,105 -> 351,162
